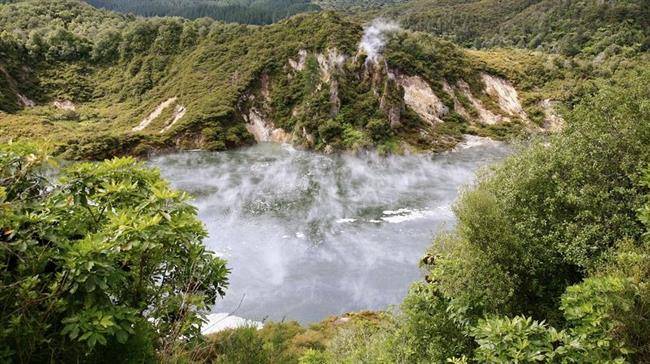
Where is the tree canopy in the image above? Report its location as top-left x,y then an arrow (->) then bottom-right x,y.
0,143 -> 229,362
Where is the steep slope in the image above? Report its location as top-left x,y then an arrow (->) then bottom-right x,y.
1,0 -> 564,159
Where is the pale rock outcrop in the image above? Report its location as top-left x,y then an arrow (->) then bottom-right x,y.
540,99 -> 564,132
481,73 -> 528,121
397,75 -> 448,124
53,100 -> 75,111
160,105 -> 187,133
316,48 -> 346,84
244,108 -> 290,143
244,108 -> 271,142
442,81 -> 471,121
17,93 -> 35,107
456,80 -> 504,125
288,49 -> 308,72
316,49 -> 346,116
270,128 -> 291,143
132,97 -> 177,132
454,134 -> 502,150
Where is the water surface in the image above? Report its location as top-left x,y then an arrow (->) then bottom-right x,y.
151,139 -> 509,324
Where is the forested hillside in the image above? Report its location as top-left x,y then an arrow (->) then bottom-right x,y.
377,0 -> 650,55
85,0 -> 320,25
1,0 -> 583,160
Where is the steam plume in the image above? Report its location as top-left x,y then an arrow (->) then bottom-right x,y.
359,18 -> 400,64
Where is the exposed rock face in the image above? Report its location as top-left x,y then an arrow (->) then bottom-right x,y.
380,71 -> 404,127
242,47 -> 532,151
317,48 -> 346,84
270,128 -> 291,143
456,80 -> 503,125
244,108 -> 290,143
481,73 -> 528,121
396,74 -> 448,125
160,105 -> 187,133
132,97 -> 177,132
454,134 -> 502,150
17,93 -> 35,108
317,49 -> 346,116
540,99 -> 564,132
288,49 -> 307,72
240,72 -> 291,144
442,80 -> 471,121
53,100 -> 75,111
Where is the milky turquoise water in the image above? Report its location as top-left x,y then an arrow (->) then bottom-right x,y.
151,139 -> 509,324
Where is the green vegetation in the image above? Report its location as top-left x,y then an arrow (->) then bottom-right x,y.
0,143 -> 229,362
2,0 -> 650,362
377,0 -> 650,56
299,66 -> 650,363
0,1 -> 362,158
2,0 -> 540,159
85,0 -> 321,25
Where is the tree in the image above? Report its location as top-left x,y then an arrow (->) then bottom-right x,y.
0,143 -> 229,362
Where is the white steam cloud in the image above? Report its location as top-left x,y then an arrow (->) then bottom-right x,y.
359,18 -> 401,63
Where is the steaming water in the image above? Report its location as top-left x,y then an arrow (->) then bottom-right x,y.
150,140 -> 509,324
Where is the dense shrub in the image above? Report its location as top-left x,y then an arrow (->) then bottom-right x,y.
320,68 -> 650,364
0,143 -> 229,362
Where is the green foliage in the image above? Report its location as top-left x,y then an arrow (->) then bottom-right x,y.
365,118 -> 391,142
86,0 -> 321,25
378,0 -> 650,57
425,68 -> 650,327
399,282 -> 473,362
318,119 -> 344,144
209,326 -> 270,364
321,66 -> 650,364
299,348 -> 330,364
472,316 -> 560,363
560,276 -> 637,361
326,314 -> 398,363
0,143 -> 229,362
385,32 -> 475,84
0,1 -> 378,158
195,320 -> 339,364
471,264 -> 650,363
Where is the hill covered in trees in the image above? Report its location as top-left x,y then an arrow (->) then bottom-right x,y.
85,0 -> 321,25
1,0 -> 591,160
375,0 -> 650,56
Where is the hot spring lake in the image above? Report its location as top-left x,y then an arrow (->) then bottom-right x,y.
150,139 -> 510,325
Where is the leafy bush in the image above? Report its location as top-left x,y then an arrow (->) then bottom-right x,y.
321,67 -> 650,364
365,118 -> 392,142
427,68 -> 650,325
318,119 -> 343,144
471,316 -> 559,363
0,143 -> 229,362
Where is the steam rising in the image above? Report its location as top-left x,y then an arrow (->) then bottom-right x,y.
359,18 -> 401,63
151,141 -> 509,323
